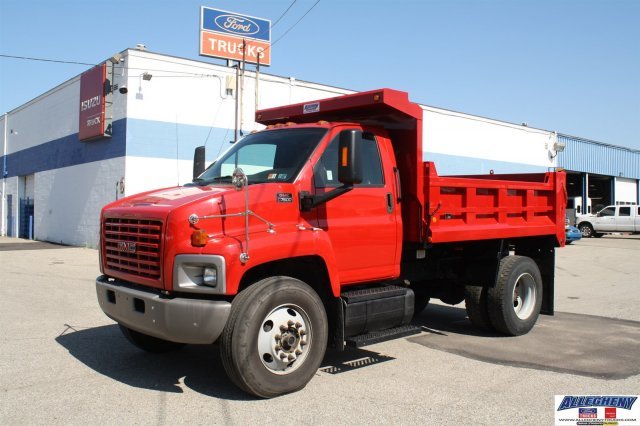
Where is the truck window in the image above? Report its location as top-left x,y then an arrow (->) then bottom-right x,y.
196,128 -> 327,185
619,207 -> 631,216
220,144 -> 276,176
314,131 -> 384,188
599,207 -> 615,217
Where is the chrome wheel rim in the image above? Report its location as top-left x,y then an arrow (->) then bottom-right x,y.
257,304 -> 311,374
512,273 -> 536,320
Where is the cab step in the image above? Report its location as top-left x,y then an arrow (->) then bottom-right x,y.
345,324 -> 422,348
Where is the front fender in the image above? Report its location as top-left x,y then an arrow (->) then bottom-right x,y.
222,225 -> 342,297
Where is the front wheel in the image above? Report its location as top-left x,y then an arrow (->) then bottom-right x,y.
220,277 -> 328,398
487,256 -> 542,336
579,223 -> 594,238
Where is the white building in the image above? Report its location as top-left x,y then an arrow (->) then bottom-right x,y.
1,49 -> 637,246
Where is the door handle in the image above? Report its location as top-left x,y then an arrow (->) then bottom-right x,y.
386,193 -> 393,214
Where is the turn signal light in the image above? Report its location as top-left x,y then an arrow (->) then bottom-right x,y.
191,230 -> 208,247
341,146 -> 349,167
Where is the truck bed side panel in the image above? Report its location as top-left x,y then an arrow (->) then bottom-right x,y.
424,162 -> 566,245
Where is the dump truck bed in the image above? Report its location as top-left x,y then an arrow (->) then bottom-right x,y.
424,162 -> 566,245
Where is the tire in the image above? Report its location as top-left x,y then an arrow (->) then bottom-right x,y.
414,297 -> 430,316
411,284 -> 430,317
118,325 -> 185,353
487,256 -> 542,336
220,276 -> 328,398
579,223 -> 594,238
464,285 -> 493,331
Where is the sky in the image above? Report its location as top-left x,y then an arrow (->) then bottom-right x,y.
1,0 -> 639,150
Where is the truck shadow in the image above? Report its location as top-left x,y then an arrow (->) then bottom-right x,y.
55,324 -> 253,400
413,303 -> 507,338
409,306 -> 640,379
55,324 -> 395,399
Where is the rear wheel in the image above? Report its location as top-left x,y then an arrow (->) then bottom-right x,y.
411,284 -> 430,317
464,285 -> 493,331
220,277 -> 328,398
487,256 -> 542,336
579,223 -> 594,238
119,325 -> 185,353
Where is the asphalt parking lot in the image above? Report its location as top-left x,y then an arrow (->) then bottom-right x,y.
1,235 -> 638,425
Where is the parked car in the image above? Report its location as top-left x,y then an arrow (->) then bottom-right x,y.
565,225 -> 582,244
576,205 -> 640,238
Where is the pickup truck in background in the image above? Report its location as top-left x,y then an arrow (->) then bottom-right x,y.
95,89 -> 566,397
577,205 -> 640,237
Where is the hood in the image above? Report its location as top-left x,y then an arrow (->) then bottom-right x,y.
116,185 -> 232,208
102,185 -> 237,223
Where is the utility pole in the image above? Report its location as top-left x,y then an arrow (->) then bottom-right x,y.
255,54 -> 260,112
234,62 -> 240,143
239,39 -> 246,140
2,113 -> 7,236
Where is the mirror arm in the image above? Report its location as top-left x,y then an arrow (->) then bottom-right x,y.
300,185 -> 354,211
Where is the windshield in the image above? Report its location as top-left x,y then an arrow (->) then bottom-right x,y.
192,128 -> 328,186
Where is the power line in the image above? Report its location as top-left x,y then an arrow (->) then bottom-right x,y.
272,0 -> 298,27
242,0 -> 321,57
0,54 -> 95,66
272,0 -> 321,47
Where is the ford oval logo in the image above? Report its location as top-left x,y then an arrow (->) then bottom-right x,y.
214,14 -> 260,35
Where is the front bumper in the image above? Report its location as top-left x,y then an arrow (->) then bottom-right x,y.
96,275 -> 231,344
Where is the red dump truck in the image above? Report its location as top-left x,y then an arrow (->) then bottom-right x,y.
96,89 -> 566,397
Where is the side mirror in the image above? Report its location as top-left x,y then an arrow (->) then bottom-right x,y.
232,167 -> 247,191
338,130 -> 363,185
193,146 -> 206,180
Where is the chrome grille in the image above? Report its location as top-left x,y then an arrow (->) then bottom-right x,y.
103,218 -> 162,279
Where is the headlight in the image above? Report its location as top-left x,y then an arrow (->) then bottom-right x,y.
203,267 -> 217,287
173,255 -> 226,294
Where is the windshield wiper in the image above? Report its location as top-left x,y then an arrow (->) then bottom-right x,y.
186,175 -> 233,187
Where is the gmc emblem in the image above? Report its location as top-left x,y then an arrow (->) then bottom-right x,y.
117,241 -> 137,254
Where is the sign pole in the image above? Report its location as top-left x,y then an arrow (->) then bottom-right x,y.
234,62 -> 240,142
240,39 -> 246,139
255,54 -> 260,112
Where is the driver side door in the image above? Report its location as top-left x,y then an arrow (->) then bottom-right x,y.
312,129 -> 401,284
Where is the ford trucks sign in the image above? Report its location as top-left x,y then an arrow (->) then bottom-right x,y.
79,64 -> 107,141
200,7 -> 271,66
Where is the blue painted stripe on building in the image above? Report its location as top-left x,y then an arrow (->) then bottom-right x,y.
1,119 -> 127,178
424,152 -> 548,176
126,118 -> 235,163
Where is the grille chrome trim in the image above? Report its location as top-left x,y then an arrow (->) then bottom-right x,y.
103,218 -> 163,280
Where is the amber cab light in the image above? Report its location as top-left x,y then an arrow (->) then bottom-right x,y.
191,229 -> 208,247
341,146 -> 349,167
